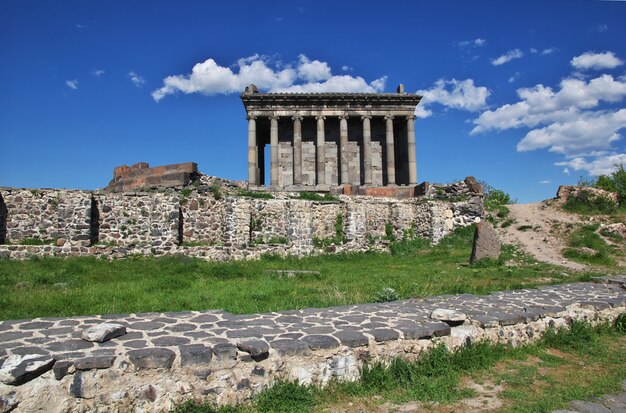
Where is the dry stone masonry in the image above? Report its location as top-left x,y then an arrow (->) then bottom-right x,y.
0,177 -> 484,260
0,277 -> 624,412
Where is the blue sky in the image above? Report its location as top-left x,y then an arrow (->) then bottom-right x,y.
1,0 -> 625,202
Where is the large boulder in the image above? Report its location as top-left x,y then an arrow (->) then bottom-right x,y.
470,222 -> 501,264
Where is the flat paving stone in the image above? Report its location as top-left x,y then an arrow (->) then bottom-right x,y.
46,340 -> 93,353
127,348 -> 175,370
369,328 -> 400,342
213,343 -> 237,361
179,344 -> 213,367
333,330 -> 369,347
237,340 -> 269,357
301,335 -> 340,350
151,336 -> 190,347
270,339 -> 311,356
74,355 -> 116,371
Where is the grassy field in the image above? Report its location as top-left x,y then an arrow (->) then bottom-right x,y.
0,225 -> 606,320
170,318 -> 626,413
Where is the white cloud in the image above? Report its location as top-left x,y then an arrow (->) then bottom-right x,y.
508,72 -> 522,83
571,51 -> 623,70
595,24 -> 608,33
458,38 -> 486,47
517,109 -> 626,154
92,69 -> 105,77
296,55 -> 331,82
415,79 -> 490,118
491,49 -> 523,66
128,71 -> 146,87
541,48 -> 557,55
472,74 -> 626,135
341,65 -> 353,72
152,54 -> 386,101
539,180 -> 551,184
472,55 -> 626,178
75,23 -> 88,29
556,153 -> 626,176
65,79 -> 78,90
530,48 -> 538,54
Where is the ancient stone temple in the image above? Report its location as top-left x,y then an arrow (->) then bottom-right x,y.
241,84 -> 422,191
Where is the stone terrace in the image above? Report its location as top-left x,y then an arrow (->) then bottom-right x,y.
0,277 -> 625,412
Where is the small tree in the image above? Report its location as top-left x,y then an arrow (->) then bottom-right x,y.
594,163 -> 626,206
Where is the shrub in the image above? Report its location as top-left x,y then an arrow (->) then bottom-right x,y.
563,189 -> 618,215
237,189 -> 274,199
296,192 -> 338,202
374,287 -> 400,302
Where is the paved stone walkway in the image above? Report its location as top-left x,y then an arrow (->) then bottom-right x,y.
553,381 -> 626,413
1,276 -> 625,375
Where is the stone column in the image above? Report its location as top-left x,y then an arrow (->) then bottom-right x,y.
385,115 -> 396,186
339,114 -> 349,185
316,115 -> 326,185
292,114 -> 303,185
362,115 -> 372,186
247,115 -> 257,186
407,115 -> 417,185
270,115 -> 279,187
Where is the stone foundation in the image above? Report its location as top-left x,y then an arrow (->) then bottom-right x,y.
0,178 -> 483,260
0,278 -> 624,412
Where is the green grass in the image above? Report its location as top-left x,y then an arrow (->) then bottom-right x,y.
0,225 -> 599,320
562,189 -> 621,215
562,224 -> 615,266
169,319 -> 626,413
294,192 -> 339,202
237,189 -> 274,199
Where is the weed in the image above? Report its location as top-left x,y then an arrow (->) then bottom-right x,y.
296,192 -> 338,202
501,218 -> 515,228
384,223 -> 396,242
374,287 -> 400,302
517,225 -> 534,232
209,185 -> 223,200
255,381 -> 315,413
237,189 -> 274,199
615,313 -> 626,333
563,189 -> 619,215
562,224 -> 614,265
180,188 -> 193,198
18,238 -> 56,246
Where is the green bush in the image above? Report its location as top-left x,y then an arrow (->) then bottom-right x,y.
255,381 -> 315,413
296,192 -> 338,202
594,163 -> 626,206
562,224 -> 614,265
563,189 -> 618,215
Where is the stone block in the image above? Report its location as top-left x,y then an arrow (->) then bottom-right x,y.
469,221 -> 501,264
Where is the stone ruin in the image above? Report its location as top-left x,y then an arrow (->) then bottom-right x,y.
106,162 -> 199,192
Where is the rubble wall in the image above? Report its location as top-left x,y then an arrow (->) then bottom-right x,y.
0,179 -> 483,260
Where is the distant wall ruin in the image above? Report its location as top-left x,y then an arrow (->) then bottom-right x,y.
106,162 -> 198,192
0,178 -> 483,260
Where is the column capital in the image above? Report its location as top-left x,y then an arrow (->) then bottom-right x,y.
338,114 -> 349,120
361,115 -> 372,121
384,114 -> 394,121
246,115 -> 257,121
406,115 -> 417,121
269,114 -> 279,121
315,115 -> 326,120
292,114 -> 303,121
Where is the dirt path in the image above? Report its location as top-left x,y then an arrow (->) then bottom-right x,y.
496,201 -> 587,270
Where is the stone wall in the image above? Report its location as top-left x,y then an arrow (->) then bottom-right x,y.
0,279 -> 624,412
0,179 -> 483,260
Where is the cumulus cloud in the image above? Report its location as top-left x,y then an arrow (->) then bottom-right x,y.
491,49 -> 523,66
472,74 -> 626,134
414,79 -> 490,118
152,54 -> 386,101
472,55 -> 626,176
296,55 -> 331,82
556,153 -> 626,176
128,71 -> 146,87
65,79 -> 78,90
571,51 -> 623,70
